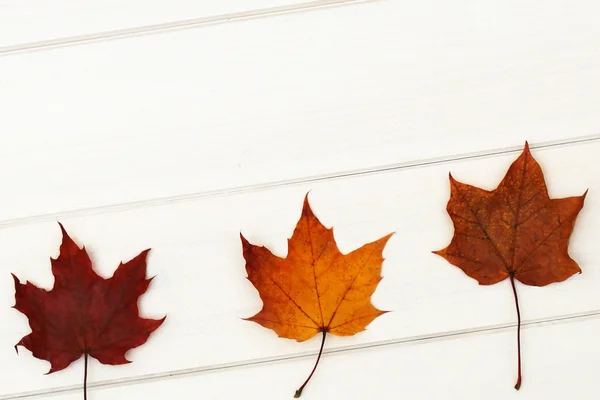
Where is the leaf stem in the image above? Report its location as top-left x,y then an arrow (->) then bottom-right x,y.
509,274 -> 522,390
84,352 -> 88,400
294,330 -> 327,398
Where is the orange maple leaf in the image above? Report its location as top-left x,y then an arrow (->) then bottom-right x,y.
434,142 -> 587,390
241,194 -> 392,397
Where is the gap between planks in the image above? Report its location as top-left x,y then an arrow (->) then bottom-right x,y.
0,134 -> 598,230
1,307 -> 599,399
0,0 -> 380,57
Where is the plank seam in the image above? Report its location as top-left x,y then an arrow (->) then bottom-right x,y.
0,0 -> 380,57
0,134 -> 597,230
2,307 -> 598,399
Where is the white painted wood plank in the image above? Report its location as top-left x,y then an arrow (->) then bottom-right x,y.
1,0 -> 600,221
0,141 -> 597,395
7,316 -> 599,399
0,0 -> 308,48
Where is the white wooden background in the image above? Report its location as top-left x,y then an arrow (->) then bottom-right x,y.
1,0 -> 600,398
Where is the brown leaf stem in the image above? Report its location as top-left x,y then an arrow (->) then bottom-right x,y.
509,274 -> 522,390
83,352 -> 88,400
294,330 -> 327,398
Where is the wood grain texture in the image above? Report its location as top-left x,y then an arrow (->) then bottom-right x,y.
1,0 -> 599,221
3,316 -> 599,399
0,142 -> 597,396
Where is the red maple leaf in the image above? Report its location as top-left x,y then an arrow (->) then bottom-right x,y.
12,223 -> 165,399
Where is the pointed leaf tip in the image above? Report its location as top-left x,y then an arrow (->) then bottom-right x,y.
139,248 -> 151,258
56,222 -> 78,249
302,192 -> 312,209
379,232 -> 395,246
432,248 -> 445,256
300,194 -> 318,223
11,273 -> 20,286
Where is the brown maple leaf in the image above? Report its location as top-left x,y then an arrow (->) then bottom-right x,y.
434,142 -> 586,390
241,194 -> 392,397
12,223 -> 165,399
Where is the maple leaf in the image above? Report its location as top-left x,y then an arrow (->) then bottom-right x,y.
434,142 -> 586,390
241,193 -> 392,397
12,223 -> 165,399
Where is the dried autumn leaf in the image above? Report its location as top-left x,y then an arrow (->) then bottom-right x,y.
241,194 -> 392,397
12,223 -> 165,399
434,142 -> 586,389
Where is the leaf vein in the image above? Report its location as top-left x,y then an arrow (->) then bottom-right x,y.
265,273 -> 320,328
